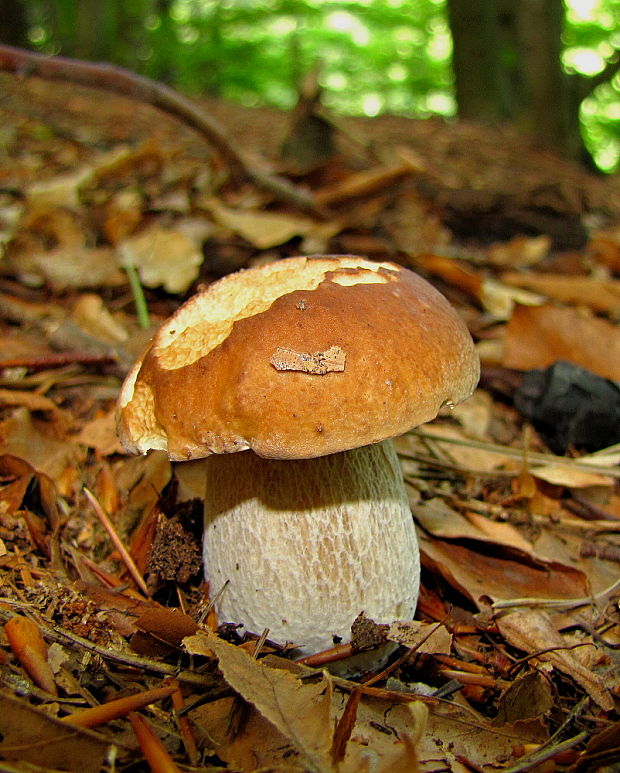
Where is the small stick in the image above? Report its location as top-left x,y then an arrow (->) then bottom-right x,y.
0,352 -> 117,372
62,683 -> 177,728
168,680 -> 198,766
83,487 -> 149,597
129,712 -> 182,773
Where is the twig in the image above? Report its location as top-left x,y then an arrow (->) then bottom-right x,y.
493,574 -> 620,611
0,44 -> 318,213
129,712 -> 182,773
495,732 -> 589,773
83,487 -> 149,597
0,606 -> 216,687
62,683 -> 177,727
0,352 -> 117,372
168,679 -> 198,766
410,429 -> 620,478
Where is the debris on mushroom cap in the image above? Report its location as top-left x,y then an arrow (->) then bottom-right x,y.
117,255 -> 480,460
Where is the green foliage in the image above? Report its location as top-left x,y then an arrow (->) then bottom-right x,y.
142,0 -> 454,118
16,0 -> 620,172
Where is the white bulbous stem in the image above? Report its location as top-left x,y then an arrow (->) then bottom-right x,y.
203,439 -> 419,655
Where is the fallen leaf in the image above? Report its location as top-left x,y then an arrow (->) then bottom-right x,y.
29,245 -> 125,290
531,462 -> 617,488
503,303 -> 620,381
0,690 -> 109,773
496,609 -> 614,711
26,167 -> 92,209
185,629 -> 335,773
416,703 -> 547,772
314,162 -> 413,206
419,531 -> 588,609
0,388 -> 59,413
75,411 -> 125,456
387,621 -> 452,654
487,235 -> 551,267
0,407 -> 82,485
203,197 -> 317,249
118,223 -> 203,293
71,293 -> 128,344
501,272 -> 620,315
493,671 -> 553,725
413,498 -> 534,553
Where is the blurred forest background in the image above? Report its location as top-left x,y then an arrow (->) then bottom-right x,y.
0,0 -> 619,172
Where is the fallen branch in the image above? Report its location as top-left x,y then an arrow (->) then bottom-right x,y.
0,44 -> 318,213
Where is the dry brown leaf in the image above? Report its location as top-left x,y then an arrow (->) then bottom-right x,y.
493,671 -> 553,725
479,277 -> 544,318
314,162 -> 413,206
501,272 -> 620,315
411,254 -> 544,317
184,629 -> 335,773
190,657 -> 427,773
487,235 -> 551,267
503,303 -> 620,380
531,461 -> 617,488
416,703 -> 547,772
496,609 -> 614,711
71,293 -> 128,344
29,245 -> 125,290
0,690 -> 110,772
387,621 -> 452,655
0,407 -> 82,486
203,198 -> 318,249
75,411 -> 125,456
419,531 -> 588,608
26,167 -> 93,210
0,388 -> 59,413
589,231 -> 620,273
118,223 -> 203,294
413,498 -> 534,553
400,424 -> 514,473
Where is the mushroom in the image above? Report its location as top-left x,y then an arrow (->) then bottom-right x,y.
117,255 -> 479,658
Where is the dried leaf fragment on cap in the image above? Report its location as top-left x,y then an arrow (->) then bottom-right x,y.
270,345 -> 346,374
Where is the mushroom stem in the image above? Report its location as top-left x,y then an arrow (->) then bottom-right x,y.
203,439 -> 419,656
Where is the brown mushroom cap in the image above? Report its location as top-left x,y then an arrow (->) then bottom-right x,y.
117,255 -> 479,460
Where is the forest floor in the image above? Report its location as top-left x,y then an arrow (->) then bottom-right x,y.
0,71 -> 619,772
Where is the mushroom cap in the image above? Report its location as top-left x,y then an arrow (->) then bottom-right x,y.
117,255 -> 479,460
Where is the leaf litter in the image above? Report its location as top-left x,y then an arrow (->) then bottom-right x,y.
0,65 -> 618,772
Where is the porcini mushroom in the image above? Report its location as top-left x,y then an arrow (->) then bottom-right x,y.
117,255 -> 479,658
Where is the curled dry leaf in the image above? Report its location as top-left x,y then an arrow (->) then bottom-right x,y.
184,629 -> 335,773
202,197 -> 318,249
419,531 -> 589,609
496,609 -> 614,711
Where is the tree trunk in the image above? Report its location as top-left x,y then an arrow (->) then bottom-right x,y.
447,0 -> 586,162
446,0 -> 506,123
0,0 -> 29,48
